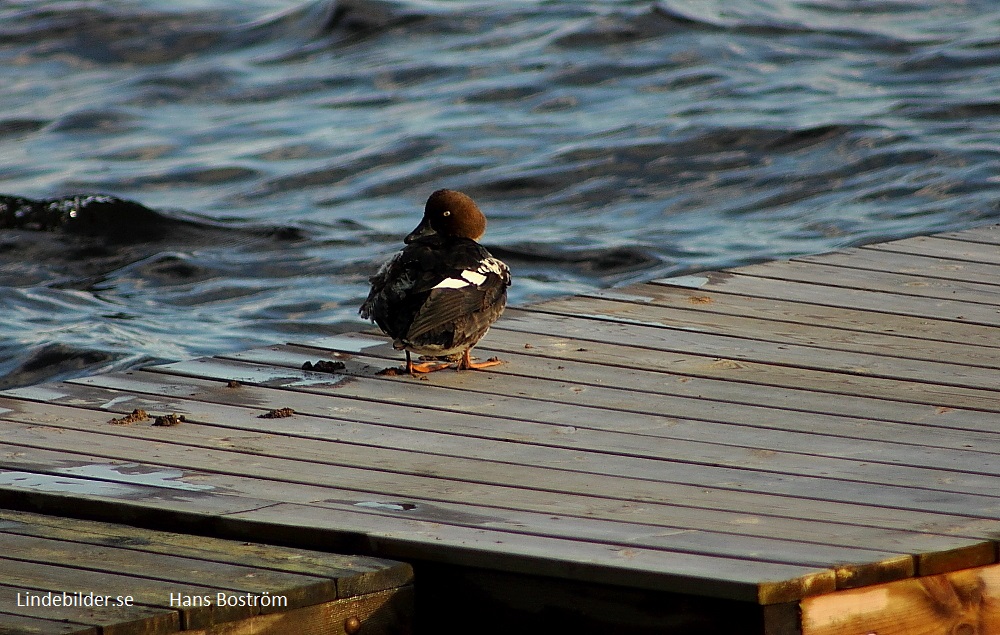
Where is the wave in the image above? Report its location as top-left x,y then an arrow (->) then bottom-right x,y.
0,194 -> 305,288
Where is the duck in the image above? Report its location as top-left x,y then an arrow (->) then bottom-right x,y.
360,189 -> 511,374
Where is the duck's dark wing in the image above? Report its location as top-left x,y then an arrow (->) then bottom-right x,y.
360,237 -> 510,344
406,256 -> 509,341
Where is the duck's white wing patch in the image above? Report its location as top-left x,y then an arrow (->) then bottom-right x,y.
433,277 -> 470,290
432,268 -> 488,290
461,269 -> 488,285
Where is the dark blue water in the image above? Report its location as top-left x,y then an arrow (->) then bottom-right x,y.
1,0 -> 998,388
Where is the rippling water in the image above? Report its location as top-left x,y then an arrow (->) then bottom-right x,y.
1,0 -> 998,388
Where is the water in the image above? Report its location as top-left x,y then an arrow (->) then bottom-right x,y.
1,0 -> 998,388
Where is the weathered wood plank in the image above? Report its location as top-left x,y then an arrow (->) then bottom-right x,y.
493,310 -> 1000,389
717,259 -> 1000,306
181,587 -> 414,635
487,319 -> 1000,411
4,398 -> 996,552
654,272 -> 1000,326
0,464 -> 839,603
0,613 -> 97,635
34,372 -> 1000,524
935,224 -> 1000,245
5,393 -> 994,573
799,561 -> 1000,635
524,297 -> 1000,370
794,247 -> 1000,286
0,508 -> 413,634
865,235 -> 1000,266
0,510 -> 412,600
231,341 -> 1000,462
0,557 -> 257,630
0,532 -> 338,613
424,329 -> 998,429
589,281 -> 1000,349
223,502 -> 838,604
4,392 -> 994,576
0,583 -> 178,635
0,224 -> 995,617
138,357 -> 1000,500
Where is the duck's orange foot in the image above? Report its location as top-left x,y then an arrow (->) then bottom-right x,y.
405,352 -> 451,376
408,361 -> 452,374
457,351 -> 503,371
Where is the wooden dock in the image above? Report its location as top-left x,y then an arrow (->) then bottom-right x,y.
1,224 -> 998,634
0,509 -> 412,634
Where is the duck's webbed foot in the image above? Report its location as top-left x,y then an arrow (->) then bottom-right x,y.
457,349 -> 503,371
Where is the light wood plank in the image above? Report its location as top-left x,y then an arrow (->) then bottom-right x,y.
794,247 -> 1000,286
589,281 -> 1000,350
728,259 -> 1000,306
653,272 -> 1000,327
494,311 -> 1000,390
519,297 -> 1000,370
436,328 -> 1000,428
488,317 -> 1000,411
866,235 -> 1000,266
800,561 -> 1000,635
936,224 -> 1000,245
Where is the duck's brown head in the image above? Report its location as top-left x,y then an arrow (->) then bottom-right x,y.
405,189 -> 486,244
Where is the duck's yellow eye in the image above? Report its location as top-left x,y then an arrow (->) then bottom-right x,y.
442,210 -> 451,217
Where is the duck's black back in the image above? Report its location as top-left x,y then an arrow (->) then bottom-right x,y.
360,235 -> 510,349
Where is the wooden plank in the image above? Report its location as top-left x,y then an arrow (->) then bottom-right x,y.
3,384 -> 998,582
794,247 -> 1000,286
4,393 -> 993,569
0,461 -> 839,604
487,318 -> 1000,411
224,502 -> 838,604
0,398 -> 992,608
653,272 -> 1000,327
799,561 -> 1000,635
38,372 -> 1000,525
0,583 -> 178,635
181,587 -> 413,635
407,328 -> 998,431
0,613 -> 96,635
0,532 -> 339,613
865,234 -> 1000,266
519,297 -> 1000,370
231,341 -> 1000,462
936,224 -> 1000,245
0,557 -> 257,631
492,311 -> 1000,390
139,357 -> 1000,501
7,398 -> 982,557
0,392 -> 992,576
589,281 -> 1000,350
0,510 -> 412,600
724,259 -> 1000,306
